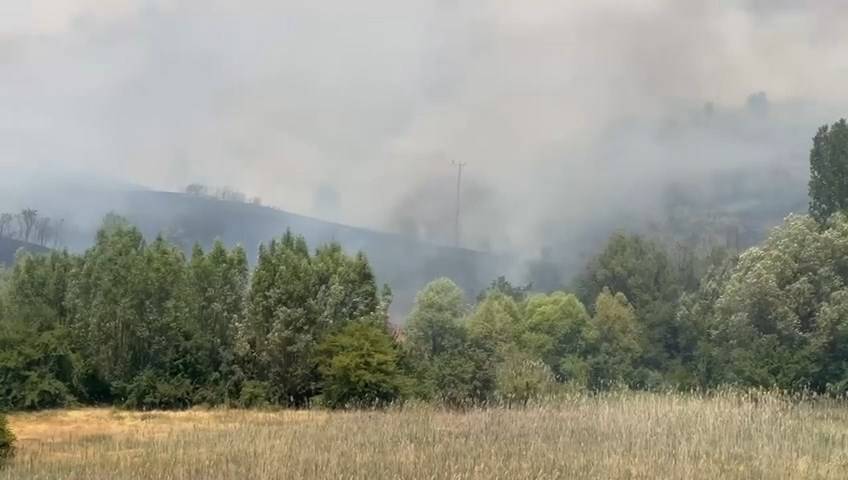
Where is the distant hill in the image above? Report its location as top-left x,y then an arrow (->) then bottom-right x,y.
0,237 -> 49,267
1,183 -> 519,320
1,161 -> 808,320
95,190 -> 513,320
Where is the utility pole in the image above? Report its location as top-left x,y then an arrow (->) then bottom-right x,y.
451,160 -> 467,247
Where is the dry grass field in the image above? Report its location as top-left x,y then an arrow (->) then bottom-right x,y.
2,392 -> 847,480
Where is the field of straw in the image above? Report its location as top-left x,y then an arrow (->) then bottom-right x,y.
2,392 -> 847,479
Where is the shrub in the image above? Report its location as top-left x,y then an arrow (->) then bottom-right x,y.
318,320 -> 403,408
238,381 -> 271,408
429,344 -> 496,408
0,413 -> 14,464
123,370 -> 194,410
495,352 -> 556,407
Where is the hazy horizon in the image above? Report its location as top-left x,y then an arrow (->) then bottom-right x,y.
3,1 -> 847,256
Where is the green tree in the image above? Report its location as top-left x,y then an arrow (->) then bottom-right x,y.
577,233 -> 681,372
404,278 -> 495,405
240,232 -> 380,406
587,289 -> 641,389
674,253 -> 738,388
239,232 -> 316,404
312,244 -> 379,327
809,119 -> 848,223
65,218 -> 195,406
0,320 -> 76,410
318,320 -> 403,408
522,292 -> 592,384
66,220 -> 148,388
189,242 -> 248,351
708,214 -> 848,391
0,251 -> 78,409
6,251 -> 74,331
405,278 -> 467,359
467,291 -> 524,352
186,241 -> 249,404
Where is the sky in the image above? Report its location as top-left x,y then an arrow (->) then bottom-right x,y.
2,0 -> 847,254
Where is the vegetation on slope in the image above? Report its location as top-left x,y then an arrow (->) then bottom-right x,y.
1,119 -> 848,411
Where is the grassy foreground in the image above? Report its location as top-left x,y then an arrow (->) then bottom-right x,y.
2,392 -> 847,480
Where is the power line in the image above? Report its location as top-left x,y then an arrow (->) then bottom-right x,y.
451,160 -> 467,247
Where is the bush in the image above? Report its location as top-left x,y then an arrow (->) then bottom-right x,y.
495,352 -> 556,407
429,345 -> 496,408
318,321 -> 403,408
0,325 -> 77,411
0,413 -> 14,464
237,381 -> 271,408
122,370 -> 194,410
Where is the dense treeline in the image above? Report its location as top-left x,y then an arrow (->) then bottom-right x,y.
0,216 -> 393,410
1,119 -> 848,410
4,211 -> 846,410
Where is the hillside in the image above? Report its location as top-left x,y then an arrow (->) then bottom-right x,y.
104,190 -> 512,319
0,237 -> 49,267
0,162 -> 808,318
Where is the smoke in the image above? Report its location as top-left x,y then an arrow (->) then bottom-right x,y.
2,0 -> 848,261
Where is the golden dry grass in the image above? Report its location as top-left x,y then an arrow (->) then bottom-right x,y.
2,392 -> 848,479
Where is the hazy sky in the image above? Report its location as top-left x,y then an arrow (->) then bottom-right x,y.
2,1 -> 847,252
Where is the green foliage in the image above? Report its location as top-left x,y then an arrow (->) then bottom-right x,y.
809,119 -> 848,223
405,278 -> 467,359
587,289 -> 641,389
428,345 -> 496,407
0,413 -> 13,463
7,145 -> 848,417
521,292 -> 591,382
467,292 -> 524,352
67,222 -> 169,387
577,233 -> 680,369
495,351 -> 556,406
401,278 -> 496,406
674,254 -> 739,388
237,381 -> 271,408
577,233 -> 679,313
122,370 -> 194,410
0,216 -> 385,411
706,214 -> 848,391
318,320 -> 403,408
0,260 -> 78,410
239,231 -> 380,406
240,232 -> 317,405
185,241 -> 248,397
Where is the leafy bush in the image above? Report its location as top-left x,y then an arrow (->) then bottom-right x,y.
123,371 -> 194,410
0,413 -> 14,464
237,381 -> 271,408
318,320 -> 403,408
495,352 -> 556,406
0,323 -> 77,410
704,214 -> 848,391
429,346 -> 496,407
